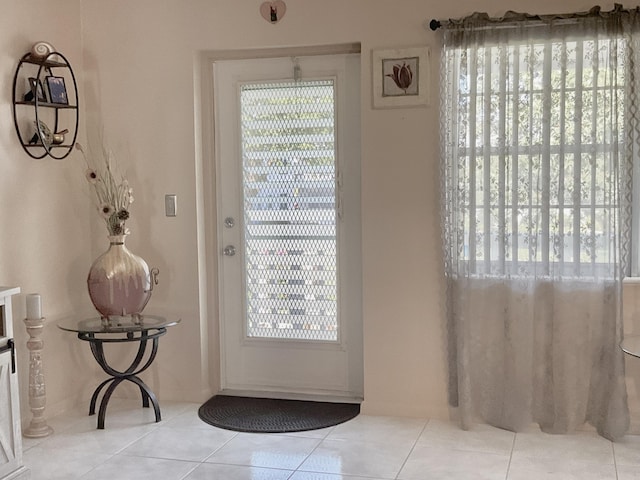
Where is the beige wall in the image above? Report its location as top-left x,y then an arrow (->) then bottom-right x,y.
0,1 -> 102,419
2,0 -> 627,426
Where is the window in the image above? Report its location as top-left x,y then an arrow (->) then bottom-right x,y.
442,32 -> 632,278
241,80 -> 339,341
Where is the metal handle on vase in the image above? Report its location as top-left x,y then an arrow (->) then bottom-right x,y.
146,268 -> 160,292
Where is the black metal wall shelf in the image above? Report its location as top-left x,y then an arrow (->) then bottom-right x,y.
12,50 -> 79,160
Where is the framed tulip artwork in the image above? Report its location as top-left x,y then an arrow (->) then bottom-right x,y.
372,46 -> 430,108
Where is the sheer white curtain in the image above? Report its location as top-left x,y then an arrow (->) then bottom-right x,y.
440,6 -> 640,440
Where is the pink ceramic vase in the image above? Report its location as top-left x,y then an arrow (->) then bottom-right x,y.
87,234 -> 159,318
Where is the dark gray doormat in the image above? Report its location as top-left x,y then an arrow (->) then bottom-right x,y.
198,395 -> 360,433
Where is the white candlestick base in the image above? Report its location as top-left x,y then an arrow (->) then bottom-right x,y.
22,317 -> 53,438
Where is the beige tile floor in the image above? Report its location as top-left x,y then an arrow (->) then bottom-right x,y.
20,399 -> 640,479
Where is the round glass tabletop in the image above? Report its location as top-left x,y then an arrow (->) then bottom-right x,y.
57,314 -> 180,334
621,335 -> 640,359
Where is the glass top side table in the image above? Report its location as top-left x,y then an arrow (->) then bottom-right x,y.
58,314 -> 180,429
621,335 -> 640,359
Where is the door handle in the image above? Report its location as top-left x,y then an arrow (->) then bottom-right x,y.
223,245 -> 236,256
9,339 -> 15,374
0,339 -> 16,374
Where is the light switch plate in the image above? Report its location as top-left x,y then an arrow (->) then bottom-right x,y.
165,194 -> 177,217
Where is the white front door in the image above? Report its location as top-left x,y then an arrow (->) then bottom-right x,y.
214,53 -> 362,401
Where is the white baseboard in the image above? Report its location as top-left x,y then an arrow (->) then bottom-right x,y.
2,466 -> 30,480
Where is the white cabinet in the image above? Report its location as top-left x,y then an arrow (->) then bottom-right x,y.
0,287 -> 29,480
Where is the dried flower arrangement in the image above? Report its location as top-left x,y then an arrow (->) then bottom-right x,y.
76,143 -> 134,236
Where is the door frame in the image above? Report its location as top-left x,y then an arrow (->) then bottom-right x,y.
202,44 -> 363,402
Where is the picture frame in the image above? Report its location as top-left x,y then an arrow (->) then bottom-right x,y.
45,76 -> 68,105
372,46 -> 430,109
24,77 -> 47,103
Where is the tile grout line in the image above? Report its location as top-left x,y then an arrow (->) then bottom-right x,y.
199,428 -> 240,464
178,464 -> 200,480
112,423 -> 159,455
290,428 -> 330,473
118,419 -> 240,480
392,418 -> 431,480
612,440 -> 619,480
504,430 -> 517,480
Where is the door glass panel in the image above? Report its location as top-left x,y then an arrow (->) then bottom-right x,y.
240,79 -> 338,341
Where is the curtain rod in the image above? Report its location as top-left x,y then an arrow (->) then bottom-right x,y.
429,3 -> 637,31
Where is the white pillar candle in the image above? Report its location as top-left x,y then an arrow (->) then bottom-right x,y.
26,293 -> 42,319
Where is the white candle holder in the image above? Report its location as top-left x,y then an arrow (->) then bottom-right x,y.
22,316 -> 53,438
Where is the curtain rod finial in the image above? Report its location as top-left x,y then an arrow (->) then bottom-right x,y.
429,19 -> 441,31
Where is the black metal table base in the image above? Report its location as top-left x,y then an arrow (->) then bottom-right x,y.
79,328 -> 167,429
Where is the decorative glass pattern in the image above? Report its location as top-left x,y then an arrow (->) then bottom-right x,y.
240,80 -> 338,341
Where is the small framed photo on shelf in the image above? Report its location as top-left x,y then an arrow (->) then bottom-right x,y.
372,46 -> 430,109
24,77 -> 47,103
45,76 -> 68,105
